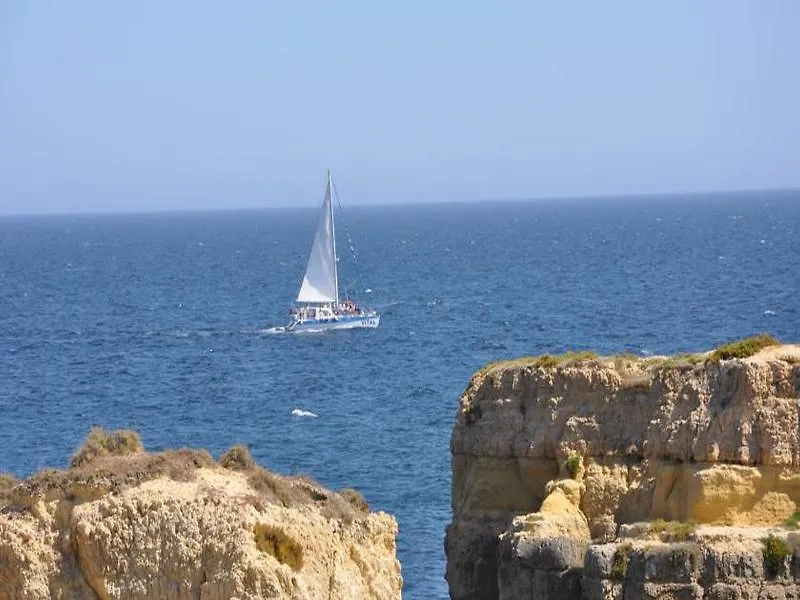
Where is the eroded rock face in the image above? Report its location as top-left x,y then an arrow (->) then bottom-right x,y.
447,345 -> 800,599
0,457 -> 401,600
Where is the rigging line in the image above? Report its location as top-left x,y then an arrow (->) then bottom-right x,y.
330,176 -> 366,294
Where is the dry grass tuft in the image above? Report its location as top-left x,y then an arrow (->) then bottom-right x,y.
649,519 -> 697,542
70,427 -> 144,468
339,488 -> 370,513
245,466 -> 365,522
219,444 -> 254,471
0,472 -> 19,510
14,446 -> 216,507
657,353 -> 705,368
479,350 -> 600,375
6,429 -> 368,524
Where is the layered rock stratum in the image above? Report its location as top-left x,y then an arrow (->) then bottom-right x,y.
447,341 -> 800,599
0,430 -> 401,600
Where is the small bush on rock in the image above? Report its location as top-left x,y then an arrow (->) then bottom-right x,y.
220,444 -> 254,470
784,511 -> 800,529
611,543 -> 632,580
711,334 -> 780,361
0,472 -> 18,509
762,534 -> 791,578
649,519 -> 697,542
339,488 -> 369,513
565,453 -> 581,479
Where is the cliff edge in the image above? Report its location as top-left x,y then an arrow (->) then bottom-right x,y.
0,429 -> 402,600
447,337 -> 800,599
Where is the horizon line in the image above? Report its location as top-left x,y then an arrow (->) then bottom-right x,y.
1,185 -> 797,219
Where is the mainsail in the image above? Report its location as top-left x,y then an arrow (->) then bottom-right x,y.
296,173 -> 339,304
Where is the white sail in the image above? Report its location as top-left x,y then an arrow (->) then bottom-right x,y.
296,174 -> 338,304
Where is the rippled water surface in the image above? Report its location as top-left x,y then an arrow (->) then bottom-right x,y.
1,190 -> 798,598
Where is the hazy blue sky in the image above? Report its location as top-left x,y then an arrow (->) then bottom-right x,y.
1,1 -> 798,214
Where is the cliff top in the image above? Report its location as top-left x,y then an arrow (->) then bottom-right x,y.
0,426 -> 369,522
0,428 -> 402,600
475,335 -> 800,380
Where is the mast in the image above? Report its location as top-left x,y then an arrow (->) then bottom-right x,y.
329,170 -> 339,305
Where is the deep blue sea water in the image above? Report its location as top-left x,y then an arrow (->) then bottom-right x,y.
1,190 -> 799,599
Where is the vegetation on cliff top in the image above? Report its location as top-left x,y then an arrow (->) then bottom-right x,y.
476,334 -> 783,382
2,428 -> 370,524
219,444 -> 255,470
649,518 -> 697,542
654,353 -> 705,368
479,350 -> 600,375
0,472 -> 18,510
70,426 -> 144,468
710,334 -> 780,360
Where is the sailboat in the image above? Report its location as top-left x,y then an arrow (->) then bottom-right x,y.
275,171 -> 380,333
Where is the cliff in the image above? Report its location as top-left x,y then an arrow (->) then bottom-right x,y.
446,339 -> 800,599
0,429 -> 402,600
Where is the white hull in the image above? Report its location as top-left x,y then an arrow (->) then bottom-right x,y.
288,313 -> 380,333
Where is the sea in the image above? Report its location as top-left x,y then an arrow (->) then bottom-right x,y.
1,190 -> 798,599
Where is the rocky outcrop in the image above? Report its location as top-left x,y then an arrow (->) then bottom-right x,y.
0,431 -> 402,600
447,343 -> 800,599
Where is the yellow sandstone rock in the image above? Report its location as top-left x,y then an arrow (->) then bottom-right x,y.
0,436 -> 401,600
448,343 -> 800,600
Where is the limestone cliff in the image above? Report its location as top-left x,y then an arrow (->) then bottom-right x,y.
447,341 -> 800,599
0,430 -> 402,600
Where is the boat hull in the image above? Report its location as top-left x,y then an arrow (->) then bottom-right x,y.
287,313 -> 380,333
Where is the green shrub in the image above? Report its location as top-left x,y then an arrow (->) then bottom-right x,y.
784,511 -> 800,530
650,519 -> 697,541
711,334 -> 780,361
762,534 -> 791,578
565,453 -> 581,479
610,543 -> 632,580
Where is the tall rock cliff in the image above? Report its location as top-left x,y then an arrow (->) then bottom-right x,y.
446,342 -> 800,599
0,430 -> 402,600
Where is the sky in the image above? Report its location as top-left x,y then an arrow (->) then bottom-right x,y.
0,1 -> 798,215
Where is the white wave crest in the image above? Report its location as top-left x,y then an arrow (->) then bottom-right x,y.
291,408 -> 319,418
